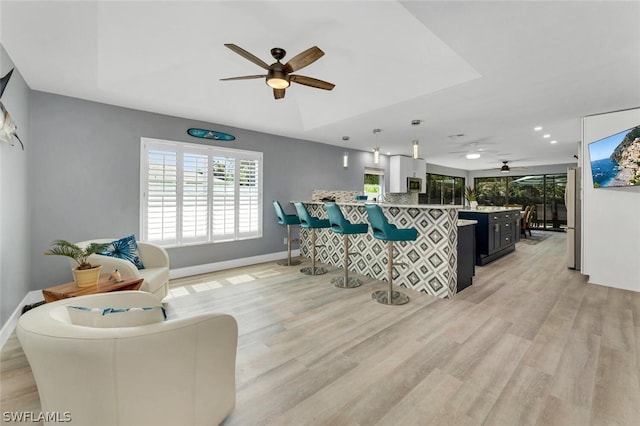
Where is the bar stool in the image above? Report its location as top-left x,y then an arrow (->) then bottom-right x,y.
294,202 -> 330,276
272,200 -> 301,266
365,204 -> 418,305
324,203 -> 368,288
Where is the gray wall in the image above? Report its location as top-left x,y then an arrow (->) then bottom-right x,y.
29,91 -> 389,290
0,45 -> 30,326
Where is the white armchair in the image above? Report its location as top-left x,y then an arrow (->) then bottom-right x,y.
17,291 -> 238,426
76,238 -> 170,299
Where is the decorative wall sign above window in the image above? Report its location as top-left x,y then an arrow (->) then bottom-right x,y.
0,68 -> 24,150
187,128 -> 236,141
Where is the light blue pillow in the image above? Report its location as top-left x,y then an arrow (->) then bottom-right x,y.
98,235 -> 145,270
67,306 -> 166,328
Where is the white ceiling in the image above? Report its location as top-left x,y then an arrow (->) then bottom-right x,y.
1,1 -> 639,171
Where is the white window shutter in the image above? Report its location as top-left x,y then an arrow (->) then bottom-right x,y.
141,138 -> 262,247
182,152 -> 209,243
145,148 -> 177,245
238,158 -> 260,237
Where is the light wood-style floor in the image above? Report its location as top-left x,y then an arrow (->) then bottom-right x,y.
3,232 -> 640,425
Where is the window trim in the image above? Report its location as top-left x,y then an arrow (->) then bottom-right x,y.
140,137 -> 263,247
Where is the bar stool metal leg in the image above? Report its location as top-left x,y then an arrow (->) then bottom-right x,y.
300,228 -> 327,276
371,241 -> 410,305
277,224 -> 301,266
331,235 -> 362,288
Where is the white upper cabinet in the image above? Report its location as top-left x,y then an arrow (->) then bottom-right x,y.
390,155 -> 426,192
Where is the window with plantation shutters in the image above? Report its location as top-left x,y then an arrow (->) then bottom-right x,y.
238,158 -> 260,236
212,155 -> 235,240
140,138 -> 263,247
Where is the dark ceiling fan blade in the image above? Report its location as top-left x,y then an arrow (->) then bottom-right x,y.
290,75 -> 335,91
283,46 -> 324,73
224,44 -> 270,70
273,88 -> 285,100
220,75 -> 266,81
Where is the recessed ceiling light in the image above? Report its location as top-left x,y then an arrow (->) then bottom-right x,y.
543,134 -> 551,138
550,140 -> 557,144
466,153 -> 481,160
534,126 -> 542,131
386,151 -> 391,155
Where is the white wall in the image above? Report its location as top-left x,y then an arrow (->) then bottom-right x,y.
426,163 -> 469,180
582,107 -> 640,291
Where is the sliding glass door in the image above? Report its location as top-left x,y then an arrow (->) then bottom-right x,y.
475,173 -> 567,230
425,173 -> 465,205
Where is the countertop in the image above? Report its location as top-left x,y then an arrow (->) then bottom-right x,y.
302,201 -> 460,209
302,200 -> 475,225
458,207 -> 521,213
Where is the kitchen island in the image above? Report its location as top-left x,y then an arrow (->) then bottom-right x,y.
298,202 -> 460,299
458,208 -> 521,265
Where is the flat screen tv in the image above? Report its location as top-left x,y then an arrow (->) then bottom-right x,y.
588,125 -> 640,188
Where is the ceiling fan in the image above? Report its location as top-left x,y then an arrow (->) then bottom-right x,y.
448,140 -> 495,159
221,44 -> 335,100
497,161 -> 528,173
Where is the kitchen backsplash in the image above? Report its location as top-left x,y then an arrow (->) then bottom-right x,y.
312,190 -> 364,203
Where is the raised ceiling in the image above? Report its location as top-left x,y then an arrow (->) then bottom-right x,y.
1,1 -> 639,170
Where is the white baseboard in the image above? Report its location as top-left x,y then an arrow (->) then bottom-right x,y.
1,250 -> 302,349
169,249 -> 300,280
0,290 -> 43,349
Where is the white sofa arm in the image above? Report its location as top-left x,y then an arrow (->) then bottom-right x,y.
17,292 -> 238,426
86,253 -> 140,279
137,242 -> 169,269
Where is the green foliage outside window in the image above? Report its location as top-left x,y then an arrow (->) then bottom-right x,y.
364,174 -> 380,184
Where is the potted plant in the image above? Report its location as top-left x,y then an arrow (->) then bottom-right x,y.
44,240 -> 110,287
465,186 -> 478,209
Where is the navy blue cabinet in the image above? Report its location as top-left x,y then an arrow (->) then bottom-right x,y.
457,223 -> 476,292
458,209 -> 521,266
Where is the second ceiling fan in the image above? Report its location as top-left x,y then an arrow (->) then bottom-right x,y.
497,161 -> 528,173
221,44 -> 335,99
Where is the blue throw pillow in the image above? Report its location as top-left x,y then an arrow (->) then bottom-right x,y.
98,235 -> 145,270
67,306 -> 166,327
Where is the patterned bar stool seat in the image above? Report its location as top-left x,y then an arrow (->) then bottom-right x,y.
324,203 -> 369,288
294,202 -> 330,276
273,200 -> 301,266
365,204 -> 418,305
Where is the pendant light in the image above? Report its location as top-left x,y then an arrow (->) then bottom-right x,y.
373,129 -> 381,164
411,120 -> 421,159
342,136 -> 349,168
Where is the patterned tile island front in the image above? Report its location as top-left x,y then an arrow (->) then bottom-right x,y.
298,202 -> 459,299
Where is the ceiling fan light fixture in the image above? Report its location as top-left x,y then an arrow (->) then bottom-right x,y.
266,69 -> 290,89
501,163 -> 510,173
466,152 -> 481,160
266,78 -> 289,89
